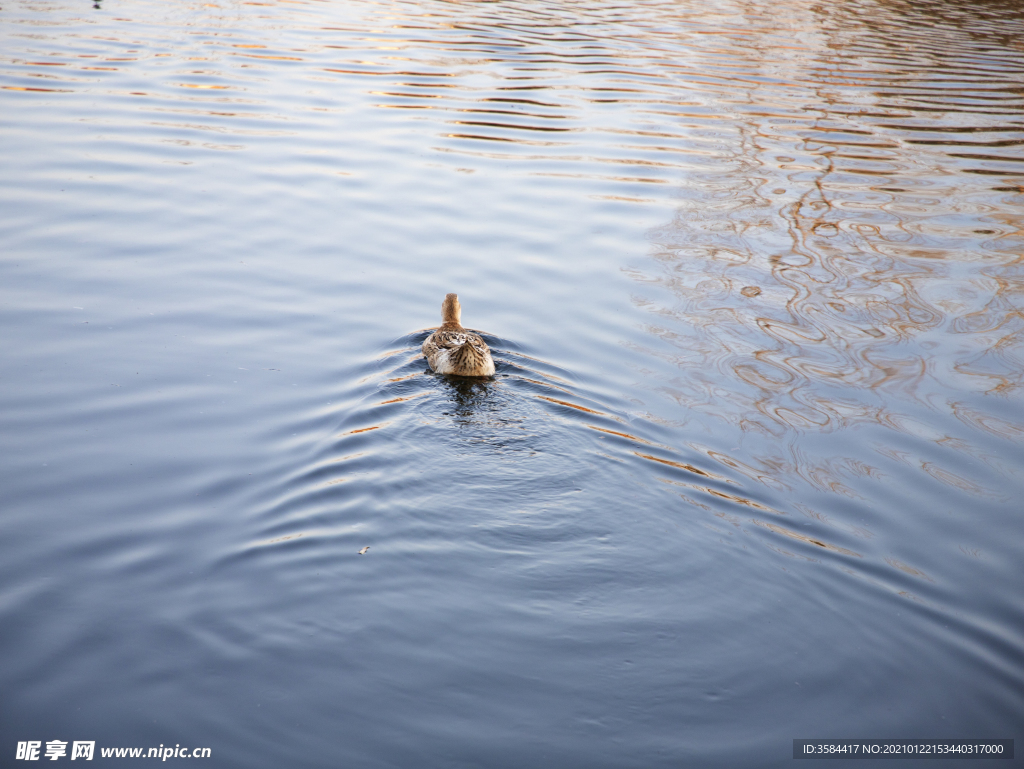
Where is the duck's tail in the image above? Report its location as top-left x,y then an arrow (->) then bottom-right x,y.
451,338 -> 495,377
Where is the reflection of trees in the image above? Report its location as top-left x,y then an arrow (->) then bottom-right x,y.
633,0 -> 1023,447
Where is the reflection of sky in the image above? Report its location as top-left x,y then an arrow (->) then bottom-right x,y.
2,0 -> 1022,556
2,0 -> 1021,516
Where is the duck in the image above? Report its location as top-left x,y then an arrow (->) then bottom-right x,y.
422,293 -> 495,377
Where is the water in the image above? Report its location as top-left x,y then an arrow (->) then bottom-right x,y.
2,0 -> 1023,765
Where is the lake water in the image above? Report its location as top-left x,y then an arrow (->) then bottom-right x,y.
2,0 -> 1023,765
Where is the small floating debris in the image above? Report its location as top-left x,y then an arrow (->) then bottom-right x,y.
358,546 -> 370,555
740,286 -> 761,297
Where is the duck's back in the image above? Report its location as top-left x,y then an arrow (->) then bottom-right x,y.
423,327 -> 495,377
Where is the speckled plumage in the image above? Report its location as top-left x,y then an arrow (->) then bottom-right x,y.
423,293 -> 495,377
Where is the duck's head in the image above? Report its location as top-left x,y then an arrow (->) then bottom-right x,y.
442,293 -> 462,326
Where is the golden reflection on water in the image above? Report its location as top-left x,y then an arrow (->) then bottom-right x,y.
753,520 -> 862,558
